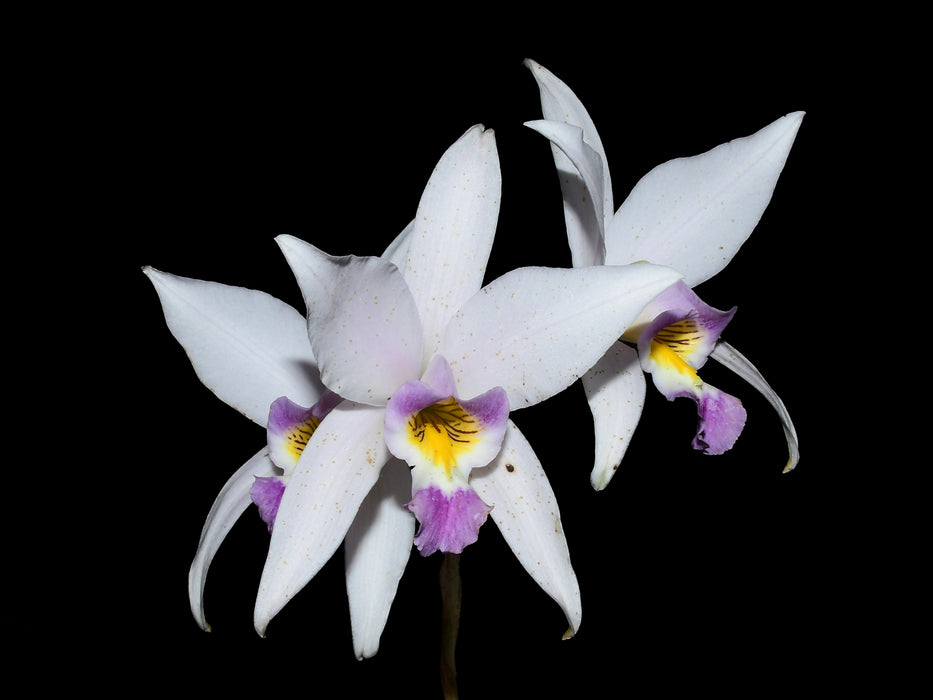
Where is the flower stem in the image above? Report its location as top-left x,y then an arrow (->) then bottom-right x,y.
440,552 -> 461,700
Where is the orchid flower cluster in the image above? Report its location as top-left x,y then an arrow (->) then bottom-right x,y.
145,60 -> 802,665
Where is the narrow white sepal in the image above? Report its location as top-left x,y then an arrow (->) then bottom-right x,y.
581,341 -> 646,490
524,119 -> 608,267
710,341 -> 799,472
404,124 -> 501,364
345,458 -> 415,659
470,420 -> 582,637
253,401 -> 389,636
188,448 -> 276,631
143,267 -> 323,425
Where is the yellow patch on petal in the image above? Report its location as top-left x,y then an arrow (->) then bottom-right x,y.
653,317 -> 704,357
408,397 -> 479,478
650,338 -> 702,387
284,415 -> 321,462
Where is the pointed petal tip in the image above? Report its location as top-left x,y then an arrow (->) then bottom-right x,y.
562,625 -> 577,640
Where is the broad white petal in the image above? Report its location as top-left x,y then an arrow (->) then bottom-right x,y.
581,341 -> 646,490
344,458 -> 415,659
606,112 -> 805,287
440,264 -> 681,409
404,125 -> 500,363
710,341 -> 799,472
254,400 -> 389,635
525,119 -> 607,267
144,267 -> 323,425
276,235 -> 423,405
471,420 -> 582,638
188,447 -> 276,631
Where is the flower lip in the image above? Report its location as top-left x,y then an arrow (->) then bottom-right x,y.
407,485 -> 492,556
385,355 -> 510,483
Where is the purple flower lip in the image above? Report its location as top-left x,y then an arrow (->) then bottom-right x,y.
406,485 -> 492,556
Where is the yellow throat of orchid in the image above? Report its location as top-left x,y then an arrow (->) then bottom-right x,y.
650,317 -> 704,386
407,397 -> 479,477
283,415 -> 321,462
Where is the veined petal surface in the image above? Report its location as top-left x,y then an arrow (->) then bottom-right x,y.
144,268 -> 323,425
188,447 -> 277,631
404,125 -> 500,363
276,235 -> 423,405
471,420 -> 582,638
606,112 -> 804,287
440,264 -> 681,409
254,400 -> 390,635
344,458 -> 415,659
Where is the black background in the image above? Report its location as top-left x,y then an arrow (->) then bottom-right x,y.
45,11 -> 917,698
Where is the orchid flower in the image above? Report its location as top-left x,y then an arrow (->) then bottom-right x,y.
523,58 -> 802,488
142,264 -> 416,658
145,124 -> 682,657
254,124 -> 682,639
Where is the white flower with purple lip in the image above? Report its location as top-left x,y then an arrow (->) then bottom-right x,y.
146,123 -> 682,654
524,59 -> 803,487
259,124 -> 681,640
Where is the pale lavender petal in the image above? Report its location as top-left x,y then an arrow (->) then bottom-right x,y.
275,235 -> 423,406
406,484 -> 492,556
420,353 -> 457,396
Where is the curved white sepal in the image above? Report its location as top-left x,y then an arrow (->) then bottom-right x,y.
188,447 -> 277,631
581,341 -> 646,490
470,420 -> 582,638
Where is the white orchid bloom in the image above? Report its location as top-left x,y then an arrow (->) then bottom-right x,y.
524,59 -> 802,489
255,124 -> 681,640
146,124 -> 682,657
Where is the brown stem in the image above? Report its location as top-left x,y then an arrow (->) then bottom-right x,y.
440,552 -> 461,700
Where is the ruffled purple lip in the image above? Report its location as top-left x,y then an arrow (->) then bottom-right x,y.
406,485 -> 492,556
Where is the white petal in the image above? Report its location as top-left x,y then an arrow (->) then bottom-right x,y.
525,119 -> 607,267
471,420 -> 582,637
144,267 -> 323,426
710,341 -> 799,472
581,341 -> 646,490
404,125 -> 500,363
382,219 -> 414,270
344,458 -> 415,659
253,400 -> 389,635
440,264 -> 682,409
524,59 -> 613,209
276,235 -> 423,405
188,447 -> 276,631
606,112 -> 805,287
